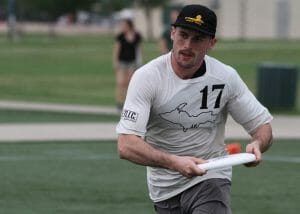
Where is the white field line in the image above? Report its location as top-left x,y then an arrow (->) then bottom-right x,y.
0,154 -> 116,161
263,155 -> 300,164
0,153 -> 298,164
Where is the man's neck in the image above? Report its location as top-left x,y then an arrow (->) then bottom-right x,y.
171,53 -> 204,80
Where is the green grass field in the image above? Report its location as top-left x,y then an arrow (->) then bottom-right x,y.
0,34 -> 299,213
0,140 -> 299,214
0,109 -> 119,123
0,34 -> 299,112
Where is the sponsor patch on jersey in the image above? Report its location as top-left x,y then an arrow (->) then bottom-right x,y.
122,109 -> 139,122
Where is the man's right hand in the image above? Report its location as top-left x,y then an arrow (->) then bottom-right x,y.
171,155 -> 207,178
118,134 -> 207,178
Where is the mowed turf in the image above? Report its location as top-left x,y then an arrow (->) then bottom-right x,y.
0,140 -> 299,214
0,109 -> 119,123
0,34 -> 299,111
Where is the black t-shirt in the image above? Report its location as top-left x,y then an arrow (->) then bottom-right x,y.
116,32 -> 142,62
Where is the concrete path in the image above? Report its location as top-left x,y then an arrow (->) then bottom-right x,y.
0,116 -> 299,142
0,100 -> 299,142
0,123 -> 117,142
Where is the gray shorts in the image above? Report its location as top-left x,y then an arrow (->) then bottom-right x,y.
154,178 -> 232,214
118,61 -> 137,71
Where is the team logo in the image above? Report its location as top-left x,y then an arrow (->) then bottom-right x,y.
185,15 -> 204,25
122,109 -> 138,122
159,103 -> 217,132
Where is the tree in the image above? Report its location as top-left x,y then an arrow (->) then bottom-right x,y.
95,0 -> 133,16
16,0 -> 98,21
135,0 -> 170,39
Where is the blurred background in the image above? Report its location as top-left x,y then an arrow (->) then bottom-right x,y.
0,0 -> 299,109
2,0 -> 300,39
0,0 -> 299,213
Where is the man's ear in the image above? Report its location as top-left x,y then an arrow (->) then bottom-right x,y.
170,26 -> 176,41
209,38 -> 217,50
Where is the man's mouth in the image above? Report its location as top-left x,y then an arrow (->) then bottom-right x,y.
179,51 -> 194,59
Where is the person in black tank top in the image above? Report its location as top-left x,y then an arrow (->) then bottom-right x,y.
113,19 -> 143,112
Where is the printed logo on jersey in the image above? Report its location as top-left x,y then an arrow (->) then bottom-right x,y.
159,103 -> 218,132
122,109 -> 139,122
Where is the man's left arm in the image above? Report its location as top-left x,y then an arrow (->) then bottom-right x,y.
246,123 -> 273,167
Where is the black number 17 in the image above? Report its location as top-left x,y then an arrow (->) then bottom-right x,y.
200,84 -> 225,109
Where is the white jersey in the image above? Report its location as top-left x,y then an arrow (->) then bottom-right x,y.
116,53 -> 272,202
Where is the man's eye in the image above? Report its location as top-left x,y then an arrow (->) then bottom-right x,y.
180,33 -> 188,39
194,37 -> 204,42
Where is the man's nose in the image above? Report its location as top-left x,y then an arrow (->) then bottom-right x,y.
183,38 -> 193,49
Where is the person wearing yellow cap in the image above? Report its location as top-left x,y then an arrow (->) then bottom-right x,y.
116,4 -> 273,214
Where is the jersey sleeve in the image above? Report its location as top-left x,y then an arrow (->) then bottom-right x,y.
227,69 -> 273,135
116,68 -> 155,137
